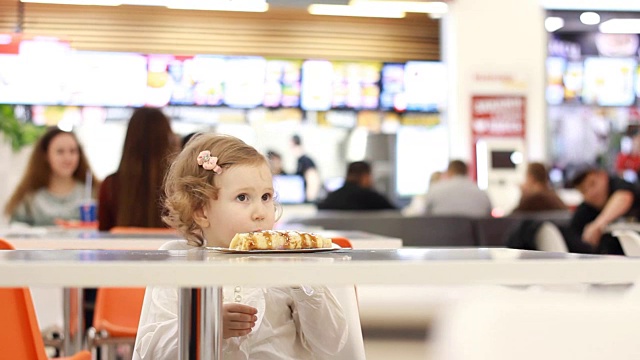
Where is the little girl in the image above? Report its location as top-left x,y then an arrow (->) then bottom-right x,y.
133,133 -> 348,359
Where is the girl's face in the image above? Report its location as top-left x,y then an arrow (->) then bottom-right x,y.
47,133 -> 80,179
197,162 -> 276,247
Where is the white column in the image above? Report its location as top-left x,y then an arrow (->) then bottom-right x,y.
443,0 -> 547,162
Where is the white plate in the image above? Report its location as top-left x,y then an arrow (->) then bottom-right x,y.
206,247 -> 341,254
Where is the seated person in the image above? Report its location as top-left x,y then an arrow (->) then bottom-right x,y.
402,171 -> 442,216
317,161 -> 396,210
569,167 -> 640,254
420,160 -> 492,217
266,150 -> 287,175
511,162 -> 567,213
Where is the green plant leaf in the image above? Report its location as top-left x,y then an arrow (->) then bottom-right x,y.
0,105 -> 46,151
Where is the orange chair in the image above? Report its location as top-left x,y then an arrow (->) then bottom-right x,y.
0,239 -> 90,360
331,237 -> 353,249
109,226 -> 177,235
87,287 -> 146,358
0,238 -> 14,250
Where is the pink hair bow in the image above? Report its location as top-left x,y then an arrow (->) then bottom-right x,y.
196,150 -> 222,174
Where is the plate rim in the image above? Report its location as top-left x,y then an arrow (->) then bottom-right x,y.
206,247 -> 342,254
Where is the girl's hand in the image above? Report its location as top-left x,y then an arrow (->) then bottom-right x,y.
223,303 -> 258,339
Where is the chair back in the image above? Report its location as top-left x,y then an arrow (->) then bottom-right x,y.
0,286 -> 48,360
331,237 -> 353,249
431,288 -> 640,360
93,287 -> 146,337
612,230 -> 640,256
0,238 -> 15,250
109,226 -> 177,235
534,221 -> 568,252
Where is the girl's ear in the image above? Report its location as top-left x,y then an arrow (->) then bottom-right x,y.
193,206 -> 210,228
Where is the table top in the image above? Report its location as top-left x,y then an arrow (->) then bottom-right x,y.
2,228 -> 402,250
0,247 -> 637,287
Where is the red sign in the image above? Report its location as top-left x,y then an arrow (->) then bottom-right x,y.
471,95 -> 525,137
470,95 -> 526,180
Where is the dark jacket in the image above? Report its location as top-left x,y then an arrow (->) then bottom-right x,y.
317,182 -> 396,211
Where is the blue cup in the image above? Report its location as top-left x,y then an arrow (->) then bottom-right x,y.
80,201 -> 97,222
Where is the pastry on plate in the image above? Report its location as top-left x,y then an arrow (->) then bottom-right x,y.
229,230 -> 332,251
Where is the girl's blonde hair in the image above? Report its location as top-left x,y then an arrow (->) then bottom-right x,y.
163,133 -> 268,247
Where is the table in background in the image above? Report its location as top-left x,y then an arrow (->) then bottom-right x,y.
0,247 -> 639,360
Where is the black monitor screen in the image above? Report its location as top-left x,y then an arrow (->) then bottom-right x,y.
491,151 -> 516,169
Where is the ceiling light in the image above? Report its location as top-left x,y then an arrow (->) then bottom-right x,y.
544,16 -> 564,32
349,1 -> 448,14
599,19 -> 640,34
580,12 -> 600,25
167,0 -> 268,12
540,0 -> 640,11
20,0 -> 121,5
308,4 -> 405,18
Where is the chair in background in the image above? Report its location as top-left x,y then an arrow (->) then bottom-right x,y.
0,240 -> 90,360
430,287 -> 640,360
534,221 -> 569,253
331,237 -> 353,249
86,287 -> 146,360
109,226 -> 177,235
474,217 -> 524,247
612,230 -> 640,256
0,237 -> 13,250
0,238 -> 79,357
401,216 -> 477,247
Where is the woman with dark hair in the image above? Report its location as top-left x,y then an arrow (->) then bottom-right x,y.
4,126 -> 98,226
512,162 -> 567,213
98,107 -> 179,231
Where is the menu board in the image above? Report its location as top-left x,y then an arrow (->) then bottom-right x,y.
0,39 -> 70,105
146,54 -> 194,107
331,62 -> 381,110
404,61 -> 446,112
301,60 -> 333,111
546,57 -> 566,106
301,60 -> 381,111
582,57 -> 636,107
380,63 -> 405,111
564,61 -> 583,102
264,59 -> 301,108
224,57 -> 266,108
64,51 -> 147,107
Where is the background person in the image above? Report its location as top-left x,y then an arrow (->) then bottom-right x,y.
134,133 -> 348,359
317,161 -> 396,210
421,160 -> 492,217
98,107 -> 178,231
511,162 -> 567,213
266,149 -> 286,175
402,171 -> 443,216
291,134 -> 322,202
569,167 -> 640,254
4,126 -> 98,226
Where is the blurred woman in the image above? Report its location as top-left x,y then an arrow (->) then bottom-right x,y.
4,126 -> 98,226
512,162 -> 567,213
98,107 -> 178,231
